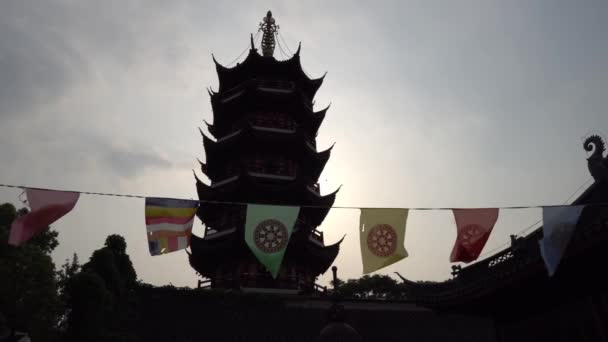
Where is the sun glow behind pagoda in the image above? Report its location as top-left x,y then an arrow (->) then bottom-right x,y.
189,11 -> 342,293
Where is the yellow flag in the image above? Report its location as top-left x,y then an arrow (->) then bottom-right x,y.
360,208 -> 409,274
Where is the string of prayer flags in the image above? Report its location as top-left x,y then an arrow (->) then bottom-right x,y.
539,205 -> 585,276
244,204 -> 300,278
450,208 -> 499,263
145,197 -> 198,256
9,188 -> 80,246
359,208 -> 409,274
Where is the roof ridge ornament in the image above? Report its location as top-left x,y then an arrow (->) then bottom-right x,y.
259,10 -> 278,57
584,134 -> 608,183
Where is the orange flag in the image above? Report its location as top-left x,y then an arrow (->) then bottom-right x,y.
450,208 -> 499,263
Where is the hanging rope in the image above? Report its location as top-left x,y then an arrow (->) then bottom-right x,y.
0,180 -> 602,211
225,47 -> 248,67
474,176 -> 593,259
278,31 -> 294,55
225,31 -> 262,67
274,32 -> 291,60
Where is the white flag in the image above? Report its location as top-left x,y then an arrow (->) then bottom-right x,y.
539,205 -> 585,276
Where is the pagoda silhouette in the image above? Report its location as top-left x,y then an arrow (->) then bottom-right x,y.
189,11 -> 342,293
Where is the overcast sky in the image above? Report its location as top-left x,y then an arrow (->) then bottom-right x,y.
1,0 -> 607,287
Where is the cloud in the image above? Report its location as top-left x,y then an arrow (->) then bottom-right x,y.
0,119 -> 177,187
0,1 -> 607,287
0,5 -> 85,118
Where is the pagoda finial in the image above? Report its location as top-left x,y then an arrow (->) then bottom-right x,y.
259,10 -> 278,57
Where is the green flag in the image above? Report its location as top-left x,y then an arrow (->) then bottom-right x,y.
245,204 -> 300,278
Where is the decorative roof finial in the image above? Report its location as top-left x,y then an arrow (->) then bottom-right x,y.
259,10 -> 278,57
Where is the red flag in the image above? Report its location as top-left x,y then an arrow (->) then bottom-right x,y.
450,208 -> 499,263
9,189 -> 80,246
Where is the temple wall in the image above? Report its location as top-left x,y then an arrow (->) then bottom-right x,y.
132,286 -> 497,342
494,294 -> 608,341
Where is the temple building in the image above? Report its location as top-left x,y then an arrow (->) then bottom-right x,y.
188,11 -> 342,293
395,135 -> 608,341
133,12 -> 608,341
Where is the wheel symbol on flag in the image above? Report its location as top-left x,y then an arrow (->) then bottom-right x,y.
254,219 -> 289,253
461,224 -> 483,248
367,224 -> 397,257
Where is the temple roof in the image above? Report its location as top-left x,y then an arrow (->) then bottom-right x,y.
213,46 -> 324,100
199,126 -> 332,182
194,173 -> 339,207
188,229 -> 343,277
208,99 -> 327,139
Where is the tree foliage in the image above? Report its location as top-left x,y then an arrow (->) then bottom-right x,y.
64,234 -> 138,341
57,253 -> 81,301
0,203 -> 61,341
65,271 -> 113,340
81,234 -> 137,297
335,275 -> 407,300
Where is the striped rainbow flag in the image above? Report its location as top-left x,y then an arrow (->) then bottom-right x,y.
145,197 -> 199,256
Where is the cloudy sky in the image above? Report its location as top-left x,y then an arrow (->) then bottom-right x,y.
1,0 -> 607,287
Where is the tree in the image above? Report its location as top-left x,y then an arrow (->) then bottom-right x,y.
57,253 -> 81,300
104,234 -> 137,290
65,271 -> 113,340
336,275 -> 406,300
64,234 -> 138,340
0,203 -> 61,341
81,235 -> 137,297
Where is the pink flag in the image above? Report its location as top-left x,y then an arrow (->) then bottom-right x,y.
450,208 -> 499,263
9,189 -> 80,246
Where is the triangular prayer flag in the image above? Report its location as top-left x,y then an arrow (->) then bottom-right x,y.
244,204 -> 299,278
359,208 -> 409,274
539,205 -> 585,276
145,197 -> 198,256
9,189 -> 80,246
450,208 -> 499,263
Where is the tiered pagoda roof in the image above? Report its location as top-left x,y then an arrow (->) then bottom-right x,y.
188,12 -> 342,291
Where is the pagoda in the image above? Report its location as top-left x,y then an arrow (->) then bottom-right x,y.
188,11 -> 342,293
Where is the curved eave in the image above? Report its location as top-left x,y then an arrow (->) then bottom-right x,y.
300,205 -> 331,229
189,232 -> 239,276
194,174 -> 214,200
201,128 -> 245,162
307,186 -> 340,207
302,73 -> 325,101
201,130 -> 215,161
309,144 -> 333,181
305,235 -> 344,275
214,43 -> 322,93
204,120 -> 216,138
311,104 -> 329,136
197,158 -> 209,178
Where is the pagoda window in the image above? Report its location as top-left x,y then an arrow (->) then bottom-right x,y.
248,154 -> 266,173
221,88 -> 246,103
258,79 -> 295,93
271,158 -> 296,177
224,161 -> 239,178
250,112 -> 295,132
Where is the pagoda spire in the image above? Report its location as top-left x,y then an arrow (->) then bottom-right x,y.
259,10 -> 278,57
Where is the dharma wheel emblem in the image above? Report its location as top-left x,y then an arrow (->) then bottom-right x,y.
367,224 -> 397,257
461,224 -> 483,248
254,219 -> 289,253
